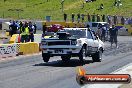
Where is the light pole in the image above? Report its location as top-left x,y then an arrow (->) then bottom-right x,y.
61,0 -> 65,12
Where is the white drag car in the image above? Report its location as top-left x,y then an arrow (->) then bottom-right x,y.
40,28 -> 104,63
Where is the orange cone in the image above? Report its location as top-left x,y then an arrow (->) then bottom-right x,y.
18,34 -> 21,43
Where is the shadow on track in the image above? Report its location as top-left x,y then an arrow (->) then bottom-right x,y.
33,59 -> 93,67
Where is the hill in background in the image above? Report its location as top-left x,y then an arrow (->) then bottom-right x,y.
0,0 -> 131,21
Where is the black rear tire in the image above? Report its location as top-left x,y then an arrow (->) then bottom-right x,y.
42,53 -> 50,62
92,50 -> 102,62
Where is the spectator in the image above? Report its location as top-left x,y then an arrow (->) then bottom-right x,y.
107,15 -> 112,25
100,4 -> 104,10
114,0 -> 118,6
102,14 -> 106,22
28,21 -> 35,42
117,0 -> 122,7
33,23 -> 37,34
9,20 -> 18,36
121,16 -> 125,25
71,13 -> 75,22
77,13 -> 81,23
113,15 -> 118,25
97,14 -> 100,22
43,23 -> 47,35
92,14 -> 95,22
81,14 -> 85,23
100,24 -> 106,42
64,13 -> 67,22
86,24 -> 90,29
87,13 -> 91,22
19,21 -> 23,29
96,27 -> 102,39
20,22 -> 29,43
97,4 -> 104,10
109,25 -> 118,48
19,21 -> 23,34
114,0 -> 122,7
19,21 -> 24,33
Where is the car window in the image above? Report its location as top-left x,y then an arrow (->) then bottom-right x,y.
92,23 -> 98,27
65,30 -> 86,38
87,31 -> 93,39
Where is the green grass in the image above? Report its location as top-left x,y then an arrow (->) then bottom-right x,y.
0,0 -> 131,21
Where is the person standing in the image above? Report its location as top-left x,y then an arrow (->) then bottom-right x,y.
107,15 -> 112,25
33,23 -> 37,34
100,4 -> 104,10
81,14 -> 85,23
96,27 -> 102,39
113,15 -> 118,25
71,13 -> 75,22
64,13 -> 67,22
43,23 -> 47,35
100,25 -> 106,42
114,0 -> 117,6
28,21 -> 35,42
19,21 -> 23,29
102,14 -> 106,22
9,20 -> 18,36
109,25 -> 118,48
121,16 -> 125,25
77,13 -> 80,23
92,14 -> 95,22
97,14 -> 100,22
20,22 -> 29,43
87,13 -> 91,22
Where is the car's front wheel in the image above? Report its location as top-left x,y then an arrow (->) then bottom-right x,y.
42,53 -> 50,62
92,50 -> 102,62
79,46 -> 87,63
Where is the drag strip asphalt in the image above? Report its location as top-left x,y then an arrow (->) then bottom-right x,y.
0,39 -> 132,88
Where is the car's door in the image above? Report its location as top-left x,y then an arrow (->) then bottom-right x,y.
86,30 -> 95,52
89,30 -> 100,52
91,31 -> 99,47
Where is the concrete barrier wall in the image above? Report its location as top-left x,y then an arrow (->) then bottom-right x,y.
9,34 -> 19,43
0,42 -> 40,59
15,42 -> 39,55
0,44 -> 17,58
9,34 -> 42,44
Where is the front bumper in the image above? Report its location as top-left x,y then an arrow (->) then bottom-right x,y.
42,45 -> 81,56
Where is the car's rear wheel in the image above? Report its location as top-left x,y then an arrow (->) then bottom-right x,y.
92,50 -> 102,62
61,56 -> 71,62
42,53 -> 50,62
79,46 -> 87,63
